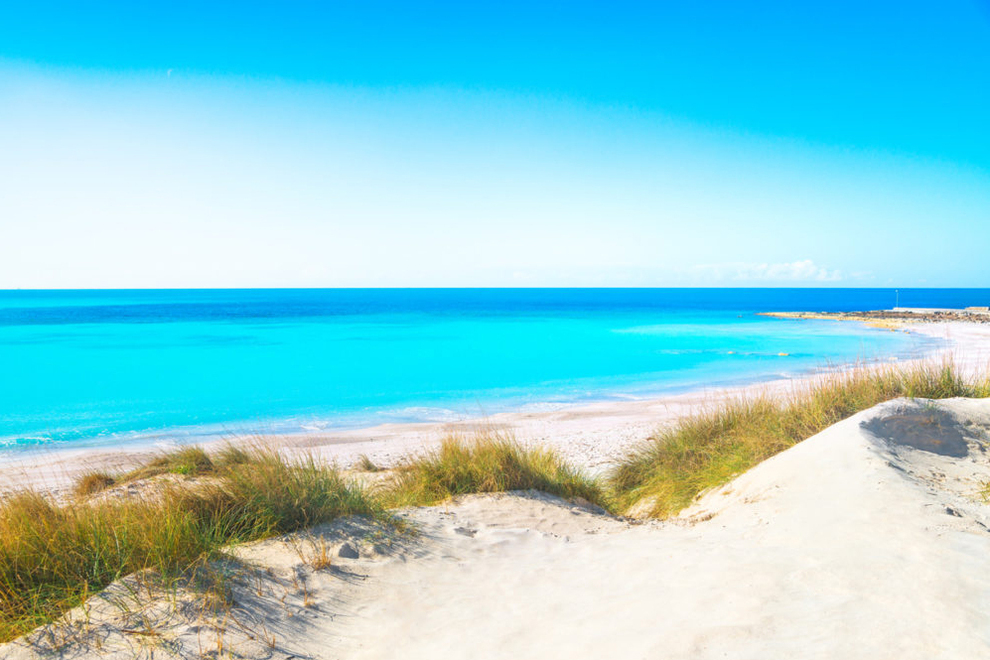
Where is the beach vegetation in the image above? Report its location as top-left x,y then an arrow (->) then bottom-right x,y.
121,446 -> 215,481
356,454 -> 382,472
72,471 -> 117,497
0,449 -> 382,642
382,432 -> 606,509
609,361 -> 990,518
74,443 -> 260,492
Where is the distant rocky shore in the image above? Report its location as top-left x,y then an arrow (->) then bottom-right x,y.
759,307 -> 990,329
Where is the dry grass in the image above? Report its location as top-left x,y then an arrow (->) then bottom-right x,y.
72,472 -> 116,497
121,446 -> 216,481
0,449 -> 382,642
356,454 -> 382,472
73,444 -> 258,494
295,536 -> 335,571
609,361 -> 990,518
382,431 -> 606,509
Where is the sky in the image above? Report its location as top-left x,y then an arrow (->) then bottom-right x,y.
1,1 -> 988,288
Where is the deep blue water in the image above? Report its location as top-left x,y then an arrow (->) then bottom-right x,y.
1,288 -> 984,457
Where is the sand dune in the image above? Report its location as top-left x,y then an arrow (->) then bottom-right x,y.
5,396 -> 990,659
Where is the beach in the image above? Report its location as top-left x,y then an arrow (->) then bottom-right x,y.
2,315 -> 989,658
6,6 -> 988,654
7,5 -> 990,655
5,319 -> 989,497
6,391 -> 990,659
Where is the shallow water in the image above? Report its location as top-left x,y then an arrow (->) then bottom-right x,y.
2,288 -> 980,456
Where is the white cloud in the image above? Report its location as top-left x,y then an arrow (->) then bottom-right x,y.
691,259 -> 842,283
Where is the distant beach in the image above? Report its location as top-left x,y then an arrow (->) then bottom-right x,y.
4,288 -> 974,459
5,315 -> 989,497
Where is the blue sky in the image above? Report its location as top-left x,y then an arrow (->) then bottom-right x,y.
1,1 -> 988,288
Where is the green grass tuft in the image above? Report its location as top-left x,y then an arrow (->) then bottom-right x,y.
383,432 -> 606,509
122,446 -> 215,481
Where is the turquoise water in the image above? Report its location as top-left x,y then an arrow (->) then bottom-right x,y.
0,288 -> 972,456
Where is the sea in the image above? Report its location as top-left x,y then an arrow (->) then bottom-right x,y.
1,288 -> 985,458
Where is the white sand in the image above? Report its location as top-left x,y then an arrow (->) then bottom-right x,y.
3,320 -> 988,497
6,396 -> 990,659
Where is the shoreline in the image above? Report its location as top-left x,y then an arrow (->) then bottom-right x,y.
0,319 -> 936,460
760,307 -> 990,329
5,318 -> 988,497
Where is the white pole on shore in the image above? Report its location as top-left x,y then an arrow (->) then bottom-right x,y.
895,289 -> 899,309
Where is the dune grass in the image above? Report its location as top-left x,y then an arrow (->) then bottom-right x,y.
71,444 -> 258,497
120,446 -> 220,481
382,432 -> 606,509
609,361 -> 990,518
0,449 -> 382,642
72,471 -> 117,497
356,454 -> 382,472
